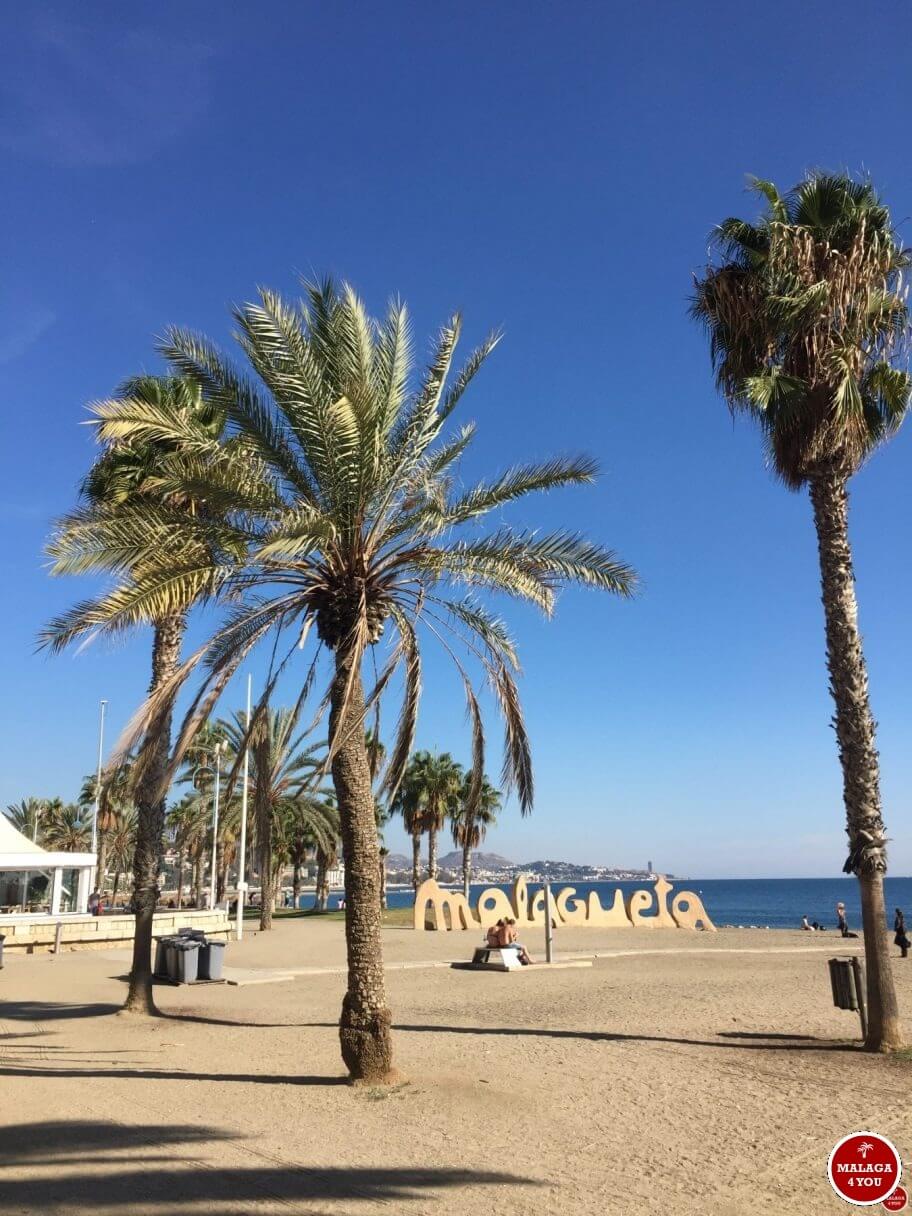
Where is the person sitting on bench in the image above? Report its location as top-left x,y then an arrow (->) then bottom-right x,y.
502,917 -> 534,965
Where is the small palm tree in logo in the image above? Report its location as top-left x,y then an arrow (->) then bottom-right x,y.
857,1142 -> 875,1159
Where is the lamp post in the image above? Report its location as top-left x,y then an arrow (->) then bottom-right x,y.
90,699 -> 108,889
236,674 -> 252,941
209,740 -> 224,910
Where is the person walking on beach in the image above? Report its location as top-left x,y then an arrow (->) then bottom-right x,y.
894,909 -> 910,959
836,901 -> 858,939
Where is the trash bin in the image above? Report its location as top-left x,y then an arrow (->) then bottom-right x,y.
154,936 -> 175,978
0,934 -> 5,970
199,939 -> 226,981
177,928 -> 206,942
169,939 -> 201,984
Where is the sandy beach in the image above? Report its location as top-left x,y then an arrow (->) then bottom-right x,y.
1,918 -> 910,1215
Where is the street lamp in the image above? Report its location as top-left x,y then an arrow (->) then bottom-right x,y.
209,740 -> 224,910
91,699 -> 108,890
236,674 -> 252,941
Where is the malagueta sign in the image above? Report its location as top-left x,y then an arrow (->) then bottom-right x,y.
413,873 -> 716,932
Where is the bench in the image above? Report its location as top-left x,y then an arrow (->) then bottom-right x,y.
468,945 -> 524,971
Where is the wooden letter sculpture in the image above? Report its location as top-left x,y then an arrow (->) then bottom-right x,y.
413,876 -> 715,932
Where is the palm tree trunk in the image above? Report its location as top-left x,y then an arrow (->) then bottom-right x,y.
462,834 -> 472,902
809,469 -> 902,1052
259,837 -> 274,930
411,833 -> 421,893
112,870 -> 121,906
315,849 -> 329,911
175,849 -> 184,908
428,825 -> 438,881
124,610 -> 185,1015
292,861 -> 302,911
330,644 -> 393,1082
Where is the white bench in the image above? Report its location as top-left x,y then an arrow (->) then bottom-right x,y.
469,945 -> 524,971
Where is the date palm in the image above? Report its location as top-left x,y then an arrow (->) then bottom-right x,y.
5,798 -> 47,844
71,278 -> 636,1080
452,774 -> 501,899
219,704 -> 325,930
42,802 -> 92,851
390,771 -> 430,895
79,760 -> 134,896
41,374 -> 238,1014
402,751 -> 463,881
693,172 -> 910,1051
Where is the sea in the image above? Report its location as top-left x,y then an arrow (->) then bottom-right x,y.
298,876 -> 912,930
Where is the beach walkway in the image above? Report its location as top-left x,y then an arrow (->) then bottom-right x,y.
0,919 -> 909,1215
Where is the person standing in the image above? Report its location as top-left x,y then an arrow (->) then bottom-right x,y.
88,889 -> 101,916
894,909 -> 909,959
835,901 -> 858,938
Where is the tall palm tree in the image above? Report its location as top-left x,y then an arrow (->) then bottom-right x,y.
71,279 -> 636,1080
219,704 -> 324,930
389,770 -> 429,895
103,809 -> 137,906
278,792 -> 339,911
5,798 -> 47,844
79,759 -> 134,896
168,794 -> 211,908
693,172 -> 910,1051
42,802 -> 92,851
452,774 -> 501,899
42,374 -> 239,1014
401,751 -> 463,881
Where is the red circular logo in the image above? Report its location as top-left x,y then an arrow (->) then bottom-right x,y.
827,1132 -> 902,1206
884,1185 -> 909,1212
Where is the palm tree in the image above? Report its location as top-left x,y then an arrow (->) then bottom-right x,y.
42,374 -> 239,1014
79,760 -> 134,897
219,704 -> 324,930
71,278 -> 636,1080
42,802 -> 92,851
401,751 -> 463,881
389,771 -> 428,895
693,172 -> 910,1051
279,792 -> 339,910
103,809 -> 137,906
452,774 -> 501,899
168,794 -> 211,908
5,798 -> 47,844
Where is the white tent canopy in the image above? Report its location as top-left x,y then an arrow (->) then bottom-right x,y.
0,813 -> 96,915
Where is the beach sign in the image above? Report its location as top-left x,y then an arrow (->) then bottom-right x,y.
413,874 -> 715,932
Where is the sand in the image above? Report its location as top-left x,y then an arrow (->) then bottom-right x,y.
1,918 -> 910,1215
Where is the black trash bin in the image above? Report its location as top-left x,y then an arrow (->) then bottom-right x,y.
169,939 -> 201,984
199,940 -> 226,981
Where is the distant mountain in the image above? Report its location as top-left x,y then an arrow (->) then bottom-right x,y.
437,850 -> 514,871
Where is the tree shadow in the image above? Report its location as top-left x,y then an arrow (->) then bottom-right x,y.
0,1120 -> 534,1214
0,1000 -> 122,1021
301,1021 -> 857,1054
0,1062 -> 350,1085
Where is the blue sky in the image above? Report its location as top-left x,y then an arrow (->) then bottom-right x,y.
1,2 -> 910,878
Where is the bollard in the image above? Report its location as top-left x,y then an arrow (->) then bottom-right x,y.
543,880 -> 554,964
52,921 -> 63,956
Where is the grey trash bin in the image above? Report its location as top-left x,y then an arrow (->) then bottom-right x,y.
154,937 -> 175,978
170,939 -> 200,984
199,940 -> 226,981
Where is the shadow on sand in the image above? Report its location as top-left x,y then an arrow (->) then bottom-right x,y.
0,1121 -> 534,1214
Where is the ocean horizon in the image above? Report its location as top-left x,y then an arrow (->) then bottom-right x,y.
300,876 -> 912,930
